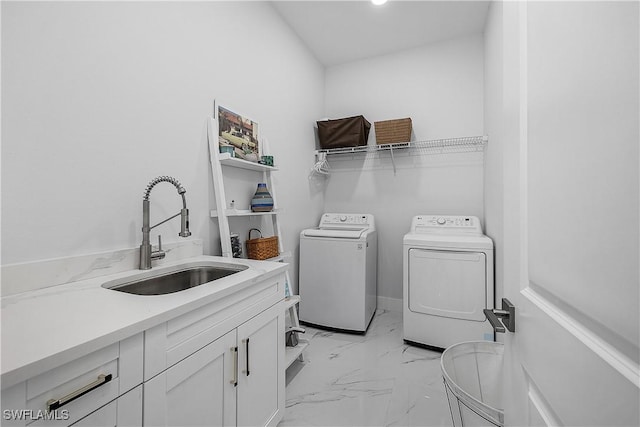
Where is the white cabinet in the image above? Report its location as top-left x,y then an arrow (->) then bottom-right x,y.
143,303 -> 284,427
1,270 -> 286,427
1,334 -> 143,427
71,385 -> 142,427
143,331 -> 237,427
236,305 -> 284,427
143,276 -> 283,382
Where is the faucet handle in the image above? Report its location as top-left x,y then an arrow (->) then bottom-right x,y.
150,235 -> 166,261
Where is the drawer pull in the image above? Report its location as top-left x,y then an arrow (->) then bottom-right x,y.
46,374 -> 112,412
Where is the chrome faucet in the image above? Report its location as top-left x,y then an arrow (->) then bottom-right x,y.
140,176 -> 191,270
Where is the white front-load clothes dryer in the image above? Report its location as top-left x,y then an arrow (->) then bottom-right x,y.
299,213 -> 377,333
403,215 -> 494,350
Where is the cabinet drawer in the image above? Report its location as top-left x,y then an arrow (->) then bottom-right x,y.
70,385 -> 142,427
145,275 -> 283,380
25,333 -> 143,426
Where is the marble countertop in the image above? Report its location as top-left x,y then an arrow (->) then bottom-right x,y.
1,255 -> 288,389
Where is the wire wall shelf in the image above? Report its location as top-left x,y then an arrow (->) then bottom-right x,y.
312,136 -> 487,176
316,136 -> 487,156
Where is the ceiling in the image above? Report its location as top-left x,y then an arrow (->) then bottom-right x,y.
271,1 -> 491,67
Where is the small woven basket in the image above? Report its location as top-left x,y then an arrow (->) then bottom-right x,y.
374,118 -> 412,144
246,228 -> 279,260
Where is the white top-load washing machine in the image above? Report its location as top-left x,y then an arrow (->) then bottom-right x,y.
299,213 -> 377,333
403,215 -> 494,350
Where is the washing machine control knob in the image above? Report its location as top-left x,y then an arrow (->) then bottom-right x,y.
340,215 -> 347,222
437,217 -> 446,225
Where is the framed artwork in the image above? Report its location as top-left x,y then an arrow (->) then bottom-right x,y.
216,103 -> 260,161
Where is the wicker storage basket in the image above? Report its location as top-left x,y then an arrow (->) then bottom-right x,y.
246,228 -> 279,260
374,118 -> 412,144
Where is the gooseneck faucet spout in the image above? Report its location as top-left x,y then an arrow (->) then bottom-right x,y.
140,176 -> 192,270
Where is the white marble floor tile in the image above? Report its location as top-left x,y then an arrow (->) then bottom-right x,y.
280,310 -> 453,427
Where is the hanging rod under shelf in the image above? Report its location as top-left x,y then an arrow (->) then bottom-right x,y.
315,135 -> 487,156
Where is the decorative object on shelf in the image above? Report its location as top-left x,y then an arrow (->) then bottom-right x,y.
219,145 -> 235,157
217,103 -> 260,161
316,115 -> 371,149
260,155 -> 274,166
285,329 -> 298,347
246,228 -> 279,260
244,153 -> 259,162
286,327 -> 305,347
250,182 -> 274,212
243,143 -> 259,162
374,117 -> 412,144
230,233 -> 242,258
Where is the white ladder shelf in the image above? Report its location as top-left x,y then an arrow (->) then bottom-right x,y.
206,115 -> 307,369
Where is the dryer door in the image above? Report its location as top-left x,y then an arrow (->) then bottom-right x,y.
408,249 -> 486,321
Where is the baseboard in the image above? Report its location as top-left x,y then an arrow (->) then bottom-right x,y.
377,296 -> 402,313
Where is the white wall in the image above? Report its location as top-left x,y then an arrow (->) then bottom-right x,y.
1,2 -> 324,293
323,34 -> 485,301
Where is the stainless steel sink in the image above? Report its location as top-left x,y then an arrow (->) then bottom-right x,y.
103,265 -> 248,295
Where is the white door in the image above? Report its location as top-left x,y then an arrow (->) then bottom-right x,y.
143,330 -> 237,427
236,304 -> 284,427
501,1 -> 639,425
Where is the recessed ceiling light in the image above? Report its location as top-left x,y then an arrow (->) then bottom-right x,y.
371,0 -> 387,5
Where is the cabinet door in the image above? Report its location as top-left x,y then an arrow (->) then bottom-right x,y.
143,330 -> 237,427
236,304 -> 284,427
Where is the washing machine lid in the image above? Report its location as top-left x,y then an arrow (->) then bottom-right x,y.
403,233 -> 493,250
302,227 -> 368,239
302,213 -> 375,239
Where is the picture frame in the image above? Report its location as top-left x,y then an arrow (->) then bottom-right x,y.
216,102 -> 260,161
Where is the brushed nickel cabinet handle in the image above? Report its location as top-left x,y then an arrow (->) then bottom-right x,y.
230,346 -> 238,386
46,374 -> 112,412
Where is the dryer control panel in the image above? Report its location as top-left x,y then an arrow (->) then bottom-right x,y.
319,213 -> 375,230
411,215 -> 483,234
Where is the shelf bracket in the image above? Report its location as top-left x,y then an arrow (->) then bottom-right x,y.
390,145 -> 397,175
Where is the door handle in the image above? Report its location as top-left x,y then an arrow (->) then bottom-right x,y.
484,298 -> 516,333
243,338 -> 250,376
230,346 -> 238,386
